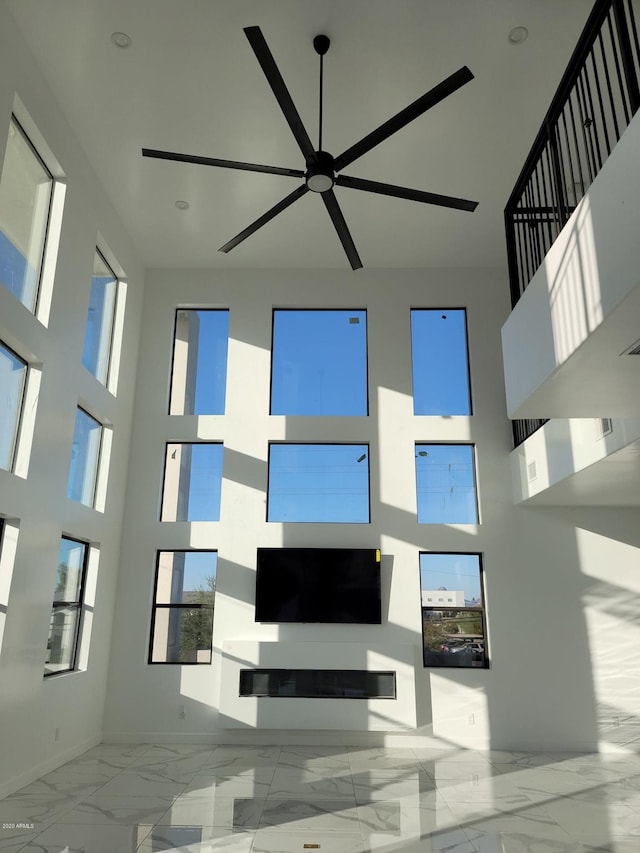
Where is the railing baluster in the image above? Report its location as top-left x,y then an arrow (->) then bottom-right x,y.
590,46 -> 613,156
598,28 -> 622,141
506,0 -> 640,447
626,0 -> 640,72
607,10 -> 632,122
613,0 -> 640,112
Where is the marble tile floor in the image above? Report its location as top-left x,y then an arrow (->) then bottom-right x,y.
1,743 -> 640,852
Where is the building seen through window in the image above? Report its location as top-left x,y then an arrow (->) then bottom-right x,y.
169,309 -> 229,415
420,552 -> 487,669
44,536 -> 88,676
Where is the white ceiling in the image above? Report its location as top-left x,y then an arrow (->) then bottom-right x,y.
5,0 -> 595,270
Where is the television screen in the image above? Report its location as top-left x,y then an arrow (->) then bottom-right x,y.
255,548 -> 381,624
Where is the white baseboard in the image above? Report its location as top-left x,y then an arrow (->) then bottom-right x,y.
0,734 -> 101,800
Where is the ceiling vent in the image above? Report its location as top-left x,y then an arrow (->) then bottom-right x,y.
621,337 -> 640,355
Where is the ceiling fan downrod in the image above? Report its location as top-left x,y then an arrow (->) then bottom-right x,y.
305,34 -> 335,193
313,34 -> 330,151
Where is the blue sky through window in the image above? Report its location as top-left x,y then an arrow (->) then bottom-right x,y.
268,443 -> 370,522
0,342 -> 27,470
420,552 -> 482,602
162,443 -> 223,522
271,309 -> 368,415
171,309 -> 229,415
411,309 -> 471,415
82,251 -> 117,384
67,408 -> 101,506
415,443 -> 478,523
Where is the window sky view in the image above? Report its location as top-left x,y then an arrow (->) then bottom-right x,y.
420,552 -> 482,602
411,309 -> 471,415
271,309 -> 368,416
166,308 -> 476,526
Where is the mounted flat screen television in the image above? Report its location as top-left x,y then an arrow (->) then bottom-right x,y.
255,548 -> 382,624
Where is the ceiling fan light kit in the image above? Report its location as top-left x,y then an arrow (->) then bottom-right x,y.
143,26 -> 478,269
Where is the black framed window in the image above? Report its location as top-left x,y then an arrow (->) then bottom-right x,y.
267,443 -> 370,523
169,309 -> 229,415
160,442 -> 223,521
149,550 -> 217,664
415,443 -> 479,524
410,309 -> 472,415
270,309 -> 368,415
44,536 -> 89,677
420,552 -> 488,669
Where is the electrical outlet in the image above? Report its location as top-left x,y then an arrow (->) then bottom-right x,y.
468,713 -> 475,726
179,705 -> 186,719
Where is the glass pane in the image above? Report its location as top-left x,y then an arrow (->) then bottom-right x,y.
169,309 -> 229,415
82,250 -> 117,384
415,444 -> 478,523
268,443 -> 370,523
271,309 -> 368,415
422,609 -> 486,668
54,537 -> 86,603
0,118 -> 53,311
67,408 -> 102,506
161,443 -> 223,521
411,309 -> 471,414
155,551 -> 217,605
0,342 -> 27,471
420,553 -> 485,668
420,553 -> 482,606
150,606 -> 213,664
44,606 -> 80,675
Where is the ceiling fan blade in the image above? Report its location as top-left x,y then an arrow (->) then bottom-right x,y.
334,66 -> 474,172
142,148 -> 304,178
219,184 -> 309,254
321,190 -> 362,270
336,174 -> 478,211
244,26 -> 315,160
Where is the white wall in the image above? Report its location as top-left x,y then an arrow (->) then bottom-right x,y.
511,417 -> 640,504
0,3 -> 145,797
101,266 -> 636,753
501,109 -> 640,419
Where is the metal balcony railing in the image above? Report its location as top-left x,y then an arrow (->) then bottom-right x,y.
505,0 -> 640,446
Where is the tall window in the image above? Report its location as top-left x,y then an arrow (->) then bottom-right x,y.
415,443 -> 478,523
161,443 -> 223,521
268,443 -> 370,523
169,309 -> 229,415
0,342 -> 27,472
149,550 -> 217,664
82,249 -> 118,385
271,309 -> 368,415
44,536 -> 88,676
411,309 -> 471,415
67,408 -> 102,506
0,117 -> 54,312
420,552 -> 487,668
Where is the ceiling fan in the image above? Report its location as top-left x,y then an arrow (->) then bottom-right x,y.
142,26 -> 478,270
